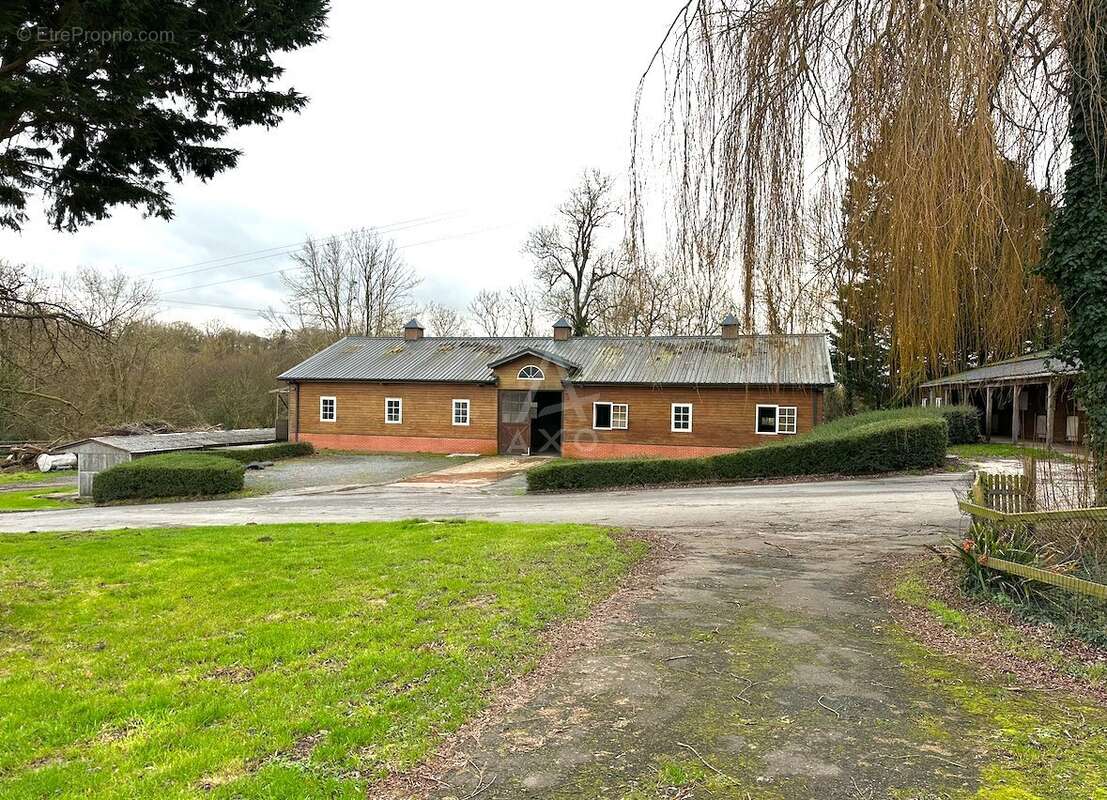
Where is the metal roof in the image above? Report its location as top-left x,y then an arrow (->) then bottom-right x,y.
279,334 -> 834,387
920,352 -> 1081,388
69,428 -> 276,454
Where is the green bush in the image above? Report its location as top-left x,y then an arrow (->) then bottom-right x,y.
93,452 -> 245,503
935,404 -> 980,444
217,441 -> 315,463
527,414 -> 948,492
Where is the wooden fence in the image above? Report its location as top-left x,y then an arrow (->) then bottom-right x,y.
959,469 -> 1107,600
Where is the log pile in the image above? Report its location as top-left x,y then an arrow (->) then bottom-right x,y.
1,440 -> 61,471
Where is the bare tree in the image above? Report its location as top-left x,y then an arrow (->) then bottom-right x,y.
594,249 -> 673,335
273,229 -> 420,337
468,289 -> 512,336
347,228 -> 421,336
278,236 -> 359,336
506,281 -> 540,336
426,302 -> 469,337
524,170 -> 621,335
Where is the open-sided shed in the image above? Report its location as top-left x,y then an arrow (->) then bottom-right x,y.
69,429 -> 275,497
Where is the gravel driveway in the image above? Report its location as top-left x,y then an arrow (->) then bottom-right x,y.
242,452 -> 458,493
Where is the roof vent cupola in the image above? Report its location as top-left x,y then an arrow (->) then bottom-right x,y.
553,317 -> 573,341
720,314 -> 740,340
403,319 -> 425,341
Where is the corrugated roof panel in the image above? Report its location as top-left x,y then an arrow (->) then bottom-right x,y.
279,334 -> 834,387
73,428 -> 276,454
920,352 -> 1080,387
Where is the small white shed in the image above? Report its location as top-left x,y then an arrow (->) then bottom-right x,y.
69,428 -> 275,498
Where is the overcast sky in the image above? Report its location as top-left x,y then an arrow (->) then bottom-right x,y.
1,1 -> 680,333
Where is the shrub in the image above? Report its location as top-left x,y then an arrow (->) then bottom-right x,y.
217,441 -> 315,463
935,404 -> 980,444
93,452 -> 245,503
528,414 -> 948,492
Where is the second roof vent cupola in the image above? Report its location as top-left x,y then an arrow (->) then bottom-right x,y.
403,318 -> 424,341
553,318 -> 573,341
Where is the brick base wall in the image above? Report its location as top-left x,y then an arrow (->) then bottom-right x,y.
300,432 -> 497,455
561,441 -> 739,459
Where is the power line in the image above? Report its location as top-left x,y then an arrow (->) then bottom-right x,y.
148,212 -> 465,282
158,222 -> 517,297
157,298 -> 269,314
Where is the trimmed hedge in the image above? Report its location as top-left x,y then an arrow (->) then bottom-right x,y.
217,441 -> 315,463
527,415 -> 948,492
93,452 -> 245,503
934,404 -> 980,445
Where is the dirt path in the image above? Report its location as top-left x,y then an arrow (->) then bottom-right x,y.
418,525 -> 986,799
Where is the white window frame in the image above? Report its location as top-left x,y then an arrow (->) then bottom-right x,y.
756,404 -> 798,435
517,364 -> 545,381
385,397 -> 403,424
671,403 -> 693,433
611,403 -> 629,430
592,401 -> 629,431
320,396 -> 337,423
452,398 -> 470,427
777,405 -> 797,435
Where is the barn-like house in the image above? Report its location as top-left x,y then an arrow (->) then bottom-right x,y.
279,318 -> 834,458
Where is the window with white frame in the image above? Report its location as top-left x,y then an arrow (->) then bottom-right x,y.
452,398 -> 470,426
756,404 -> 798,435
593,401 -> 629,430
385,397 -> 402,424
777,405 -> 797,434
517,364 -> 544,381
320,396 -> 336,422
611,403 -> 629,430
671,403 -> 692,432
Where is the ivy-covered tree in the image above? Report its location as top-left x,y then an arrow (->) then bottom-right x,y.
1040,6 -> 1107,487
0,1 -> 328,232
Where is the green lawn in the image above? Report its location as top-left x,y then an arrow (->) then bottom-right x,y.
0,471 -> 53,486
0,520 -> 644,799
950,443 -> 1075,462
0,488 -> 80,512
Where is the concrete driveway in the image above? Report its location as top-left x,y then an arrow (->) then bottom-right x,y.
0,472 -> 968,533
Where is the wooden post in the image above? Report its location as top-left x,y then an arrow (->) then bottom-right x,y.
1045,379 -> 1056,447
984,386 -> 993,443
1011,384 -> 1022,443
928,387 -> 936,406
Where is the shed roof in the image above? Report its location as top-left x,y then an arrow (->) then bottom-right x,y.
69,428 -> 276,455
279,334 -> 834,387
920,352 -> 1081,388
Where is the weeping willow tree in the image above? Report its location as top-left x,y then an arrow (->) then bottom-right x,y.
630,0 -> 1103,389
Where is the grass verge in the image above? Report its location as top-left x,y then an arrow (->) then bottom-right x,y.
890,559 -> 1107,693
0,488 -> 80,512
0,519 -> 645,800
950,443 -> 1075,462
0,471 -> 54,486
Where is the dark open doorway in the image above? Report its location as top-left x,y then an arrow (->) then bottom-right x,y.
531,391 -> 563,454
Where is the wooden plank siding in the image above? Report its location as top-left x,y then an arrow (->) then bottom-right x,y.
492,355 -> 569,391
292,381 -> 498,454
287,379 -> 824,458
560,385 -> 821,458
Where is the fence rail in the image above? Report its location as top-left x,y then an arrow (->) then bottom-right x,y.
959,472 -> 1107,600
964,553 -> 1107,601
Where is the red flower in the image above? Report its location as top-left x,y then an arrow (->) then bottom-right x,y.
961,539 -> 974,552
